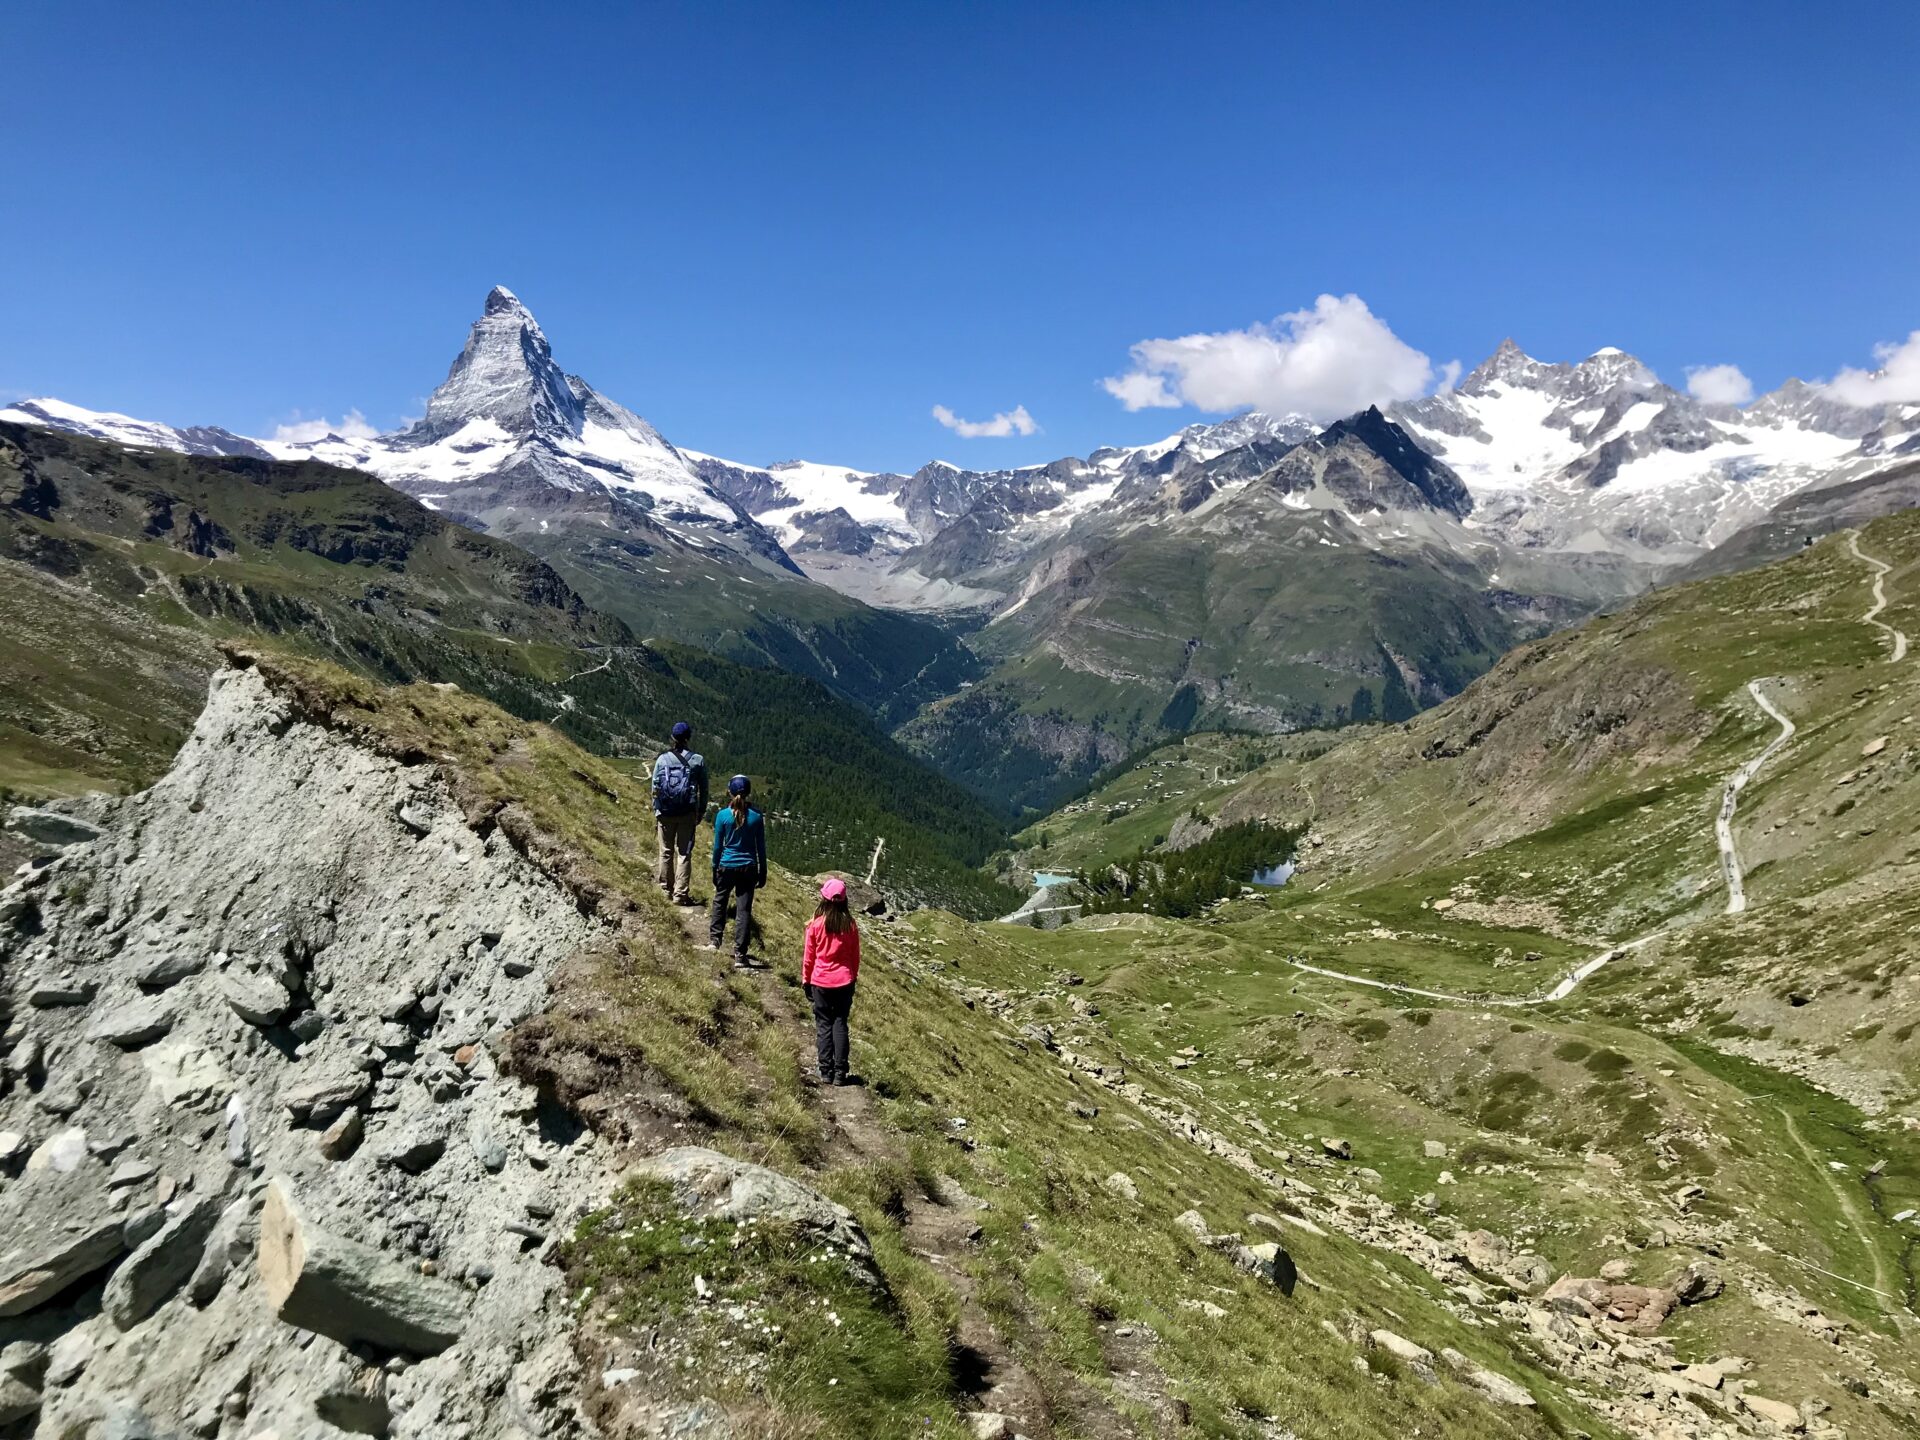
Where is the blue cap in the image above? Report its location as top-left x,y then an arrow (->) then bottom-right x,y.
671,721 -> 692,741
727,774 -> 751,795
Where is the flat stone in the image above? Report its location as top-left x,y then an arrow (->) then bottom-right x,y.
1423,1140 -> 1447,1158
0,1211 -> 126,1317
1742,1394 -> 1804,1432
85,996 -> 175,1049
103,1197 -> 219,1328
6,806 -> 104,848
218,969 -> 292,1027
1370,1330 -> 1433,1365
285,1071 -> 372,1126
1441,1348 -> 1534,1406
45,1326 -> 97,1385
108,1160 -> 157,1190
225,1095 -> 251,1167
140,1039 -> 229,1106
258,1178 -> 467,1355
0,1132 -> 24,1167
135,951 -> 207,990
1103,1172 -> 1138,1201
29,980 -> 98,1008
1321,1137 -> 1352,1160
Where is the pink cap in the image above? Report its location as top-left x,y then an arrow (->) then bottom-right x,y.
820,877 -> 847,902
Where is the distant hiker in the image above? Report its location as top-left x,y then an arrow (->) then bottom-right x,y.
803,877 -> 861,1086
652,721 -> 708,906
709,774 -> 768,965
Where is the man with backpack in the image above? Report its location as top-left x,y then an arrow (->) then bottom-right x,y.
651,721 -> 708,905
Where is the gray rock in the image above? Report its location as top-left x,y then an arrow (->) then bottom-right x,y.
187,1196 -> 257,1307
36,1075 -> 89,1117
320,1109 -> 364,1161
225,1095 -> 251,1167
29,979 -> 98,1008
108,1160 -> 158,1189
135,951 -> 207,990
0,1340 -> 46,1382
138,1039 -> 228,1106
103,1196 -> 219,1328
258,1178 -> 467,1355
0,1204 -> 125,1316
6,806 -> 104,848
1440,1348 -> 1536,1406
26,1126 -> 89,1173
1103,1171 -> 1138,1202
631,1146 -> 880,1286
0,1132 -> 24,1168
377,1125 -> 446,1174
217,969 -> 291,1027
1423,1140 -> 1448,1158
1370,1330 -> 1433,1365
85,996 -> 176,1049
1672,1259 -> 1725,1305
285,1070 -> 372,1126
1321,1137 -> 1352,1160
0,1375 -> 41,1427
45,1325 -> 96,1385
469,1125 -> 508,1174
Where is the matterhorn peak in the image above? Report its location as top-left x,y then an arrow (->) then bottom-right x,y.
484,284 -> 532,318
407,286 -> 582,444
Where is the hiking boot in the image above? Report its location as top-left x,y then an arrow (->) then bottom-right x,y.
732,955 -> 769,971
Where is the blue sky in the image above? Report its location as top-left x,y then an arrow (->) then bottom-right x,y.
4,0 -> 1917,470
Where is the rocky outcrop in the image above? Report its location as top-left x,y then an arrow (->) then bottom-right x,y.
0,664 -> 615,1437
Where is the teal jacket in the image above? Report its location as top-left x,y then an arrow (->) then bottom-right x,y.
711,805 -> 767,879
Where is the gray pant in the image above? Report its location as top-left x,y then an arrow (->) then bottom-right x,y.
809,981 -> 855,1080
709,867 -> 758,956
656,812 -> 697,900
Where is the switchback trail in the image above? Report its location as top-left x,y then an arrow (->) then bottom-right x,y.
548,649 -> 614,721
1851,531 -> 1909,663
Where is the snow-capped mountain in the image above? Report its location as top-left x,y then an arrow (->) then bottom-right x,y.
1389,339 -> 1904,556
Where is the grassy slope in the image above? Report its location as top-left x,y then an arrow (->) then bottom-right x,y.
987,516 -> 1920,1435
0,422 -> 1017,916
250,650 -> 1615,1440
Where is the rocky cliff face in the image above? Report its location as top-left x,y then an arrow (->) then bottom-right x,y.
0,664 -> 616,1438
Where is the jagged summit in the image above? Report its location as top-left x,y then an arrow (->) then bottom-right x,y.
407,286 -> 583,446
483,283 -> 529,316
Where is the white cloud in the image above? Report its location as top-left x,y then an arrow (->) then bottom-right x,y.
931,403 -> 1040,438
270,407 -> 380,443
1436,359 -> 1463,393
1100,294 -> 1437,421
1820,330 -> 1920,408
1684,363 -> 1755,406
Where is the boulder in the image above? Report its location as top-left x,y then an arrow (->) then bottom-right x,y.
28,979 -> 97,1008
187,1196 -> 257,1307
1370,1330 -> 1433,1365
1671,1259 -> 1724,1305
139,1040 -> 228,1106
631,1147 -> 879,1285
1104,1172 -> 1138,1202
1440,1348 -> 1535,1407
1742,1394 -> 1805,1432
0,1375 -> 40,1427
0,1190 -> 126,1316
966,1413 -> 1013,1440
85,996 -> 175,1049
135,951 -> 207,990
217,969 -> 292,1027
258,1178 -> 467,1355
321,1110 -> 365,1161
1321,1137 -> 1352,1160
1461,1229 -> 1510,1271
103,1196 -> 219,1328
6,806 -> 104,849
285,1070 -> 372,1126
375,1124 -> 446,1174
1241,1240 -> 1297,1296
1422,1140 -> 1447,1158
26,1127 -> 89,1174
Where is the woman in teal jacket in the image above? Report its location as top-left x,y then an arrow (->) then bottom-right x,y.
709,774 -> 768,966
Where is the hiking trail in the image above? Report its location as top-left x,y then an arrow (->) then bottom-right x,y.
1851,531 -> 1909,663
1716,680 -> 1796,916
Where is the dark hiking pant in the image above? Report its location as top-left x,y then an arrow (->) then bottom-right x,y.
809,981 -> 856,1081
709,866 -> 758,956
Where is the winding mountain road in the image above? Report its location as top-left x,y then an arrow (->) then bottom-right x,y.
548,650 -> 614,721
1283,532 -> 1912,1007
1850,531 -> 1908,663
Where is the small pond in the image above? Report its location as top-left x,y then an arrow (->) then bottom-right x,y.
1251,860 -> 1295,887
1031,871 -> 1076,890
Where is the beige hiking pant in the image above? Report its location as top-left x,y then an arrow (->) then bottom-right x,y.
656,812 -> 698,900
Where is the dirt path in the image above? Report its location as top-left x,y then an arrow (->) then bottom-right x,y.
1850,531 -> 1909,663
1280,932 -> 1662,1009
1779,1108 -> 1906,1319
549,650 -> 614,721
1716,680 -> 1796,916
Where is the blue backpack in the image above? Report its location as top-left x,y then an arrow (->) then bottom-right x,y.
657,752 -> 698,816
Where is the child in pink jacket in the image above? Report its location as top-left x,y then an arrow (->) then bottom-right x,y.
803,877 -> 861,1085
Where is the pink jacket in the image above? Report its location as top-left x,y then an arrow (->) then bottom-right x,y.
802,917 -> 861,989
